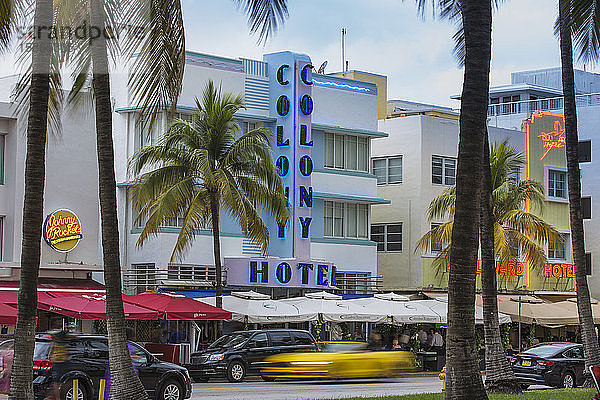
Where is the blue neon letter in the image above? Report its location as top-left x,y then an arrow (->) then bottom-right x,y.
249,261 -> 269,283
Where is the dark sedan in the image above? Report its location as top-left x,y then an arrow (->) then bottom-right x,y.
510,342 -> 584,388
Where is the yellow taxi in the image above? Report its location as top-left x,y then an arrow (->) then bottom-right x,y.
259,341 -> 416,380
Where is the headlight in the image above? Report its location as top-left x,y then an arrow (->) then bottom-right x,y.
208,354 -> 225,361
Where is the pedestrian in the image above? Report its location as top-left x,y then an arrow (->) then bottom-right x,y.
46,329 -> 73,400
367,328 -> 383,350
352,326 -> 364,341
430,329 -> 444,354
417,326 -> 428,350
506,343 -> 515,356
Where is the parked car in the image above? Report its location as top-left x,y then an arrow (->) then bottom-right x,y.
188,329 -> 318,382
0,335 -> 192,400
259,341 -> 417,380
510,342 -> 584,388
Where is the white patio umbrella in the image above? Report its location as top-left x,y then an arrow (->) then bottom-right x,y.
199,292 -> 317,324
349,294 -> 443,324
413,298 -> 511,325
280,291 -> 385,323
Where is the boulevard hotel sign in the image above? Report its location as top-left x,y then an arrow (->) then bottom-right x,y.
226,52 -> 335,289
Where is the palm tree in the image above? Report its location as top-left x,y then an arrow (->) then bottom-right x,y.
63,0 -> 289,396
9,1 -> 53,398
130,81 -> 289,337
418,139 -> 561,395
557,0 -> 600,378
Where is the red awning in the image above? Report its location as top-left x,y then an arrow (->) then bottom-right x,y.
0,291 -> 56,305
36,294 -> 159,320
0,303 -> 17,325
123,292 -> 231,320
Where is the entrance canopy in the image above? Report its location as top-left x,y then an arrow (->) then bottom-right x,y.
36,294 -> 158,320
0,303 -> 16,325
200,292 -> 317,324
280,292 -> 384,323
124,292 -> 231,320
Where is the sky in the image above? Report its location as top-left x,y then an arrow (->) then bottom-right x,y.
0,1 -> 590,108
179,0 -> 585,108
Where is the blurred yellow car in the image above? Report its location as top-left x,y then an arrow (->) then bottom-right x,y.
259,341 -> 416,380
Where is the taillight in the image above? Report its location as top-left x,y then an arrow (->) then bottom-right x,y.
33,360 -> 52,371
509,357 -> 517,363
538,360 -> 554,366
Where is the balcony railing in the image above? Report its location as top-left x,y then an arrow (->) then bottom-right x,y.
123,265 -> 226,294
487,92 -> 600,117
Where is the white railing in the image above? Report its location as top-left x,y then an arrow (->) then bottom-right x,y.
487,92 -> 600,117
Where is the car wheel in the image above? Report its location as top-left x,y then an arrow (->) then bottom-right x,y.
227,361 -> 246,382
562,371 -> 576,388
261,375 -> 276,382
160,379 -> 183,400
61,379 -> 87,400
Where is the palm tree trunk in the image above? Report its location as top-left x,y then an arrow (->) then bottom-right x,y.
480,129 -> 521,394
9,1 -> 52,398
445,1 -> 491,399
210,191 -> 223,338
89,0 -> 147,398
558,0 -> 600,380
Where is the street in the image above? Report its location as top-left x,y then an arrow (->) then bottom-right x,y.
189,376 -> 442,400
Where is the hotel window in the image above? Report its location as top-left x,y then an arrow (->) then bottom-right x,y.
372,156 -> 402,185
242,120 -> 257,134
432,156 -> 456,185
579,140 -> 591,163
370,223 -> 402,252
167,264 -> 214,281
548,235 -> 567,260
324,132 -> 369,172
586,253 -> 592,275
548,169 -> 567,199
430,223 -> 443,252
582,196 -> 592,219
0,134 -> 4,185
324,201 -> 368,239
134,115 -> 161,152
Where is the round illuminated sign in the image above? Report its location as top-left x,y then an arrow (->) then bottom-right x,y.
43,209 -> 83,252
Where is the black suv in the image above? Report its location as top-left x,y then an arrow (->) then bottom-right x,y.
188,329 -> 318,382
2,335 -> 192,400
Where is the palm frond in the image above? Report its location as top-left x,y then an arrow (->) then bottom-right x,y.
427,186 -> 456,220
569,0 -> 600,64
122,0 -> 185,128
235,0 -> 289,43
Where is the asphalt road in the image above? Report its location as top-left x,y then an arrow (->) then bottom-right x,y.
189,376 -> 443,400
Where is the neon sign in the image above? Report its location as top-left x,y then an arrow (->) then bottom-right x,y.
43,209 -> 83,252
538,119 -> 566,160
543,263 -> 575,278
446,260 -> 524,276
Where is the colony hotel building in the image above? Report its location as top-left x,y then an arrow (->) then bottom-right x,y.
372,68 -> 600,296
114,51 -> 388,296
0,50 -> 388,298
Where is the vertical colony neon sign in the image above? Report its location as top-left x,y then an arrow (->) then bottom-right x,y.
274,58 -> 314,260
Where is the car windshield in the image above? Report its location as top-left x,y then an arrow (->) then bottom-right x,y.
209,332 -> 252,349
319,342 -> 367,353
33,341 -> 51,360
522,345 -> 564,358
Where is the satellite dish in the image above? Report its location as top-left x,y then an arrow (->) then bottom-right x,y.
318,61 -> 328,74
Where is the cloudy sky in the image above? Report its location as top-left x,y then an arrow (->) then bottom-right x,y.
181,0 -> 586,108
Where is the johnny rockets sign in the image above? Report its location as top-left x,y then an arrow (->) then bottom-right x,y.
43,209 -> 83,252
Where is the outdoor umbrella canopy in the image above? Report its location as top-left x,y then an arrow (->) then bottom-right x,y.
36,294 -> 159,320
0,290 -> 57,305
413,298 -> 512,325
0,303 -> 17,325
200,292 -> 317,324
349,296 -> 443,324
280,292 -> 384,323
124,292 -> 231,320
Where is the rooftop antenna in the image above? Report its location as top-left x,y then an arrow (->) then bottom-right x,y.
341,28 -> 347,72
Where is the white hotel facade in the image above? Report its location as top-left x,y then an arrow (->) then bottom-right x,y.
0,50 -> 387,296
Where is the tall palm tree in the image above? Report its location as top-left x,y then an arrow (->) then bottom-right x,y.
130,81 -> 289,337
63,1 -> 289,396
418,139 -> 561,392
9,0 -> 53,398
557,0 -> 600,379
